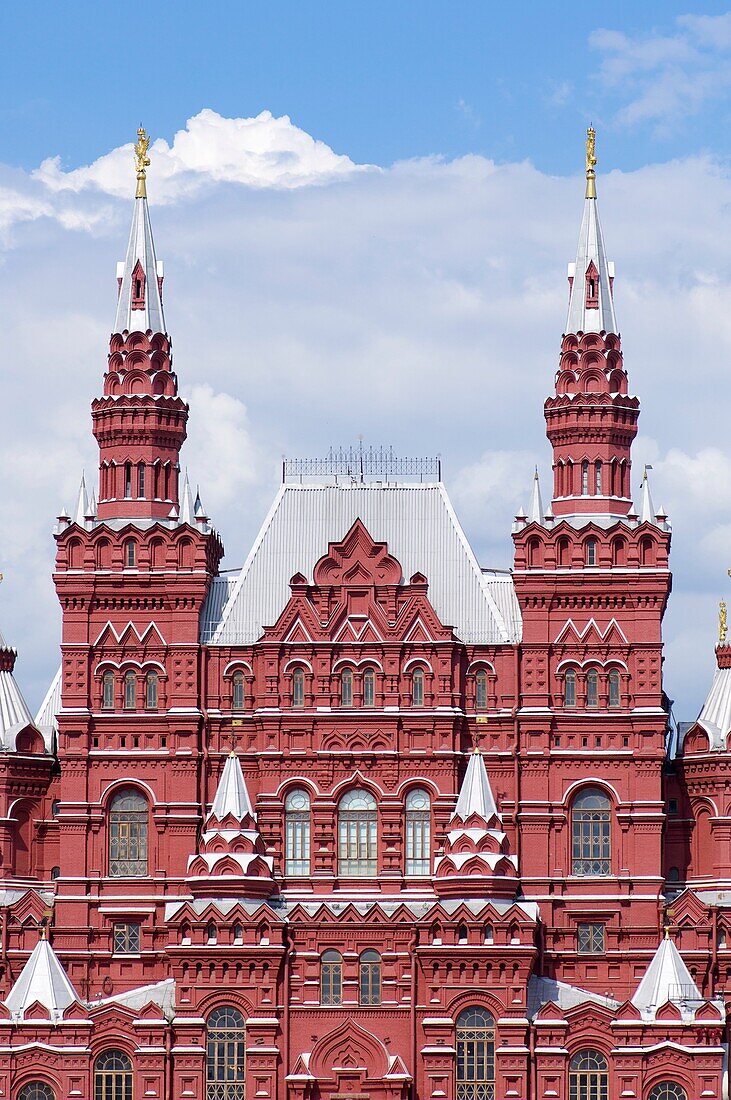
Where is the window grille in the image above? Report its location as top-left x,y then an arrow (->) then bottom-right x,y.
338,789 -> 377,876
94,1050 -> 133,1100
586,668 -> 599,708
608,668 -> 621,708
109,789 -> 148,877
585,538 -> 597,566
595,460 -> 602,494
102,670 -> 115,710
232,671 -> 245,711
363,667 -> 375,707
341,667 -> 353,707
138,463 -> 146,498
292,668 -> 304,707
123,671 -> 136,710
581,460 -> 589,494
405,788 -> 431,875
568,1050 -> 608,1100
206,1005 -> 245,1100
564,668 -> 577,707
577,922 -> 605,954
18,1085 -> 56,1100
124,539 -> 136,568
412,668 -> 425,707
285,789 -> 311,875
648,1084 -> 688,1100
572,789 -> 611,877
321,950 -> 343,1005
456,1007 -> 495,1100
359,950 -> 381,1004
145,670 -> 158,710
475,669 -> 488,709
113,922 -> 140,954
124,463 -> 132,499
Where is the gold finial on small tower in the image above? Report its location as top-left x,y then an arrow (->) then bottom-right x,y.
585,126 -> 597,199
134,126 -> 151,199
720,600 -> 727,645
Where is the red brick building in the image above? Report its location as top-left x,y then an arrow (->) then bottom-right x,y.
0,130 -> 726,1100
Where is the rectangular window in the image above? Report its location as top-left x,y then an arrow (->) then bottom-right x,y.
405,812 -> 430,876
577,922 -> 605,954
321,961 -> 342,1005
113,922 -> 141,954
138,464 -> 145,498
285,814 -> 310,876
338,814 -> 377,876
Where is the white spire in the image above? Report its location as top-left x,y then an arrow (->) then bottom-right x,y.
210,752 -> 255,821
179,471 -> 196,526
566,137 -> 616,335
114,192 -> 165,335
640,466 -> 656,523
453,751 -> 499,821
5,935 -> 80,1021
0,634 -> 41,753
528,468 -> 544,524
631,935 -> 702,1018
73,473 -> 89,527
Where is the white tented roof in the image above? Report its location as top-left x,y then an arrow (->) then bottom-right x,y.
35,666 -> 61,754
5,936 -> 79,1021
210,753 -> 255,821
0,643 -> 42,753
202,483 -> 521,646
114,194 -> 165,334
566,193 -> 616,335
694,664 -> 731,751
453,752 -> 499,821
631,936 -> 703,1020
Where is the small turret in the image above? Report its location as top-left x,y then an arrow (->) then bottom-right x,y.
4,932 -> 80,1022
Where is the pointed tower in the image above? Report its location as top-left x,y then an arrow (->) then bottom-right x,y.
4,932 -> 80,1022
630,934 -> 702,1019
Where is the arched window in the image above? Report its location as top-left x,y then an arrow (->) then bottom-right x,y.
17,1085 -> 56,1100
648,1086 -> 688,1100
124,538 -> 136,568
123,670 -> 136,710
412,667 -> 425,707
564,668 -> 577,708
667,866 -> 680,883
595,460 -> 602,494
102,670 -> 115,710
145,670 -> 158,710
586,668 -> 599,708
285,789 -> 310,876
572,789 -> 611,877
124,463 -> 132,499
137,462 -> 146,498
207,922 -> 217,944
475,669 -> 488,710
292,667 -> 304,708
568,1050 -> 608,1100
641,536 -> 654,566
527,536 -> 540,567
363,667 -> 375,707
94,1050 -> 133,1100
612,536 -> 627,566
581,460 -> 589,494
405,788 -> 431,876
232,670 -> 245,711
206,1005 -> 245,1100
321,950 -> 343,1005
585,538 -> 597,566
341,667 -> 353,708
456,1007 -> 495,1100
109,789 -> 148,877
359,949 -> 381,1005
557,536 -> 570,567
608,669 -> 621,708
338,789 -> 377,877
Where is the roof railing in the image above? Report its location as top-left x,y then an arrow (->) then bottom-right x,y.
282,444 -> 441,484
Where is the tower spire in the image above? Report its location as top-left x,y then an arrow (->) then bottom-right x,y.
585,125 -> 597,199
114,127 -> 165,336
566,127 -> 616,337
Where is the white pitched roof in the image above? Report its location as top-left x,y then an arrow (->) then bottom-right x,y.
210,753 -> 255,821
453,752 -> 499,821
5,936 -> 79,1021
202,483 -> 521,646
693,663 -> 731,751
35,667 -> 61,753
631,936 -> 702,1019
0,646 -> 39,753
566,194 -> 616,335
528,469 -> 544,524
114,194 -> 165,334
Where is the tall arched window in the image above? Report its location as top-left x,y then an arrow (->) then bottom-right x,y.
564,668 -> 577,708
595,460 -> 602,494
123,670 -> 136,710
586,668 -> 599,708
292,667 -> 305,708
475,669 -> 488,710
206,1005 -> 245,1100
124,539 -> 136,568
338,789 -> 377,876
568,1050 -> 608,1100
572,789 -> 611,877
412,667 -> 425,707
341,667 -> 353,708
456,1007 -> 495,1100
17,1085 -> 56,1100
137,462 -> 146,498
363,667 -> 375,707
557,536 -> 570,567
581,460 -> 589,494
612,536 -> 627,566
232,670 -> 245,711
109,789 -> 148,877
405,788 -> 431,876
648,1085 -> 688,1100
102,670 -> 115,710
321,950 -> 343,1005
608,669 -> 621,708
94,1050 -> 132,1100
124,463 -> 132,499
359,949 -> 381,1005
585,538 -> 597,566
145,670 -> 158,710
285,789 -> 310,876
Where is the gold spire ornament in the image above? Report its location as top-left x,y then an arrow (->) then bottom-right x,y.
134,126 -> 151,198
720,600 -> 728,645
585,126 -> 597,199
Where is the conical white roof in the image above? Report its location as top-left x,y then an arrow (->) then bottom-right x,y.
566,194 -> 616,335
528,469 -> 544,524
453,751 -> 499,821
0,640 -> 38,753
179,472 -> 196,526
631,936 -> 701,1018
639,468 -> 656,523
5,936 -> 79,1021
73,473 -> 89,526
114,194 -> 165,334
210,752 -> 255,821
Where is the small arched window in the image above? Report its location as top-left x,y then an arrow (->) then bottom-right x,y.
641,536 -> 654,566
124,463 -> 132,499
648,1085 -> 688,1100
137,462 -> 146,498
285,789 -> 311,876
581,460 -> 590,495
109,788 -> 148,877
359,949 -> 381,1005
94,1050 -> 132,1100
612,536 -> 627,566
207,922 -> 217,944
292,667 -> 305,708
568,1050 -> 608,1100
572,789 -> 611,877
321,950 -> 343,1005
475,669 -> 488,710
564,668 -> 577,708
206,1005 -> 245,1099
341,667 -> 353,708
585,538 -> 597,566
363,667 -> 375,707
17,1084 -> 56,1100
124,538 -> 136,568
595,460 -> 602,494
667,866 -> 680,883
405,788 -> 431,876
586,668 -> 599,708
412,667 -> 425,707
102,670 -> 115,710
557,536 -> 570,567
608,668 -> 621,708
232,670 -> 245,711
123,670 -> 136,710
338,789 -> 377,877
456,1007 -> 495,1099
145,670 -> 158,710
527,536 -> 540,567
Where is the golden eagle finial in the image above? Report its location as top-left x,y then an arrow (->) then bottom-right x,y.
585,126 -> 597,199
720,600 -> 728,645
134,126 -> 151,199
